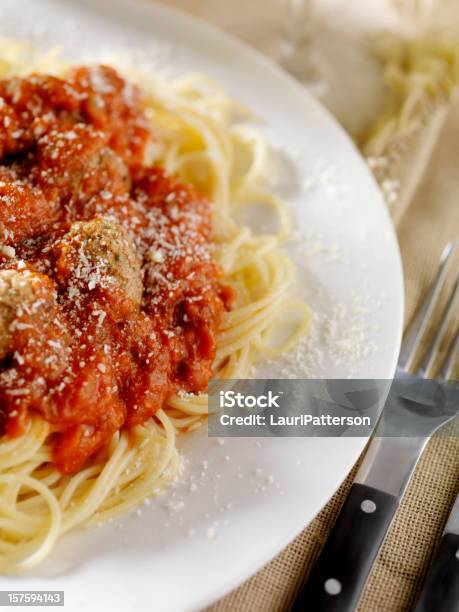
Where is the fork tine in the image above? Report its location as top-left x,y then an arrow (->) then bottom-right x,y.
398,241 -> 457,371
438,326 -> 459,381
418,274 -> 459,378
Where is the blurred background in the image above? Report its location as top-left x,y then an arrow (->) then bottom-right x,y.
156,0 -> 459,224
156,0 -> 455,131
154,0 -> 459,230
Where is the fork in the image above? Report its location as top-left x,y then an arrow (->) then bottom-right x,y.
292,241 -> 459,612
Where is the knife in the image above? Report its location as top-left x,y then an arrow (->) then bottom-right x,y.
414,491 -> 459,612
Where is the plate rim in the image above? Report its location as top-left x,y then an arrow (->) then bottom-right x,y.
0,0 -> 405,608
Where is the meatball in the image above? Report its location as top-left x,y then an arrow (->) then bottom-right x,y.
0,74 -> 79,125
0,167 -> 60,245
35,123 -> 130,208
0,101 -> 27,158
68,65 -> 153,168
0,269 -> 55,360
57,217 -> 143,306
0,74 -> 80,158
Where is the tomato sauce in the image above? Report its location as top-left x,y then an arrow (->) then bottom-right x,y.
0,66 -> 230,473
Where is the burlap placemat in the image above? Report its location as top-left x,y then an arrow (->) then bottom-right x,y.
207,82 -> 459,612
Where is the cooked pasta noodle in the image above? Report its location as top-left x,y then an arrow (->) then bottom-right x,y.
0,42 -> 310,572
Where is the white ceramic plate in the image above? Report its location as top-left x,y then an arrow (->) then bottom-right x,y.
0,1 -> 404,610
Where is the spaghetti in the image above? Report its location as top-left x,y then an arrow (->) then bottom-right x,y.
0,42 -> 309,572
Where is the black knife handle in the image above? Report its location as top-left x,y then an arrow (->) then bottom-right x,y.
292,483 -> 398,612
414,533 -> 459,612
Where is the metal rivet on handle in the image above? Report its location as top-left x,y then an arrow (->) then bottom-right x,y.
324,578 -> 342,596
361,499 -> 376,514
455,549 -> 459,560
